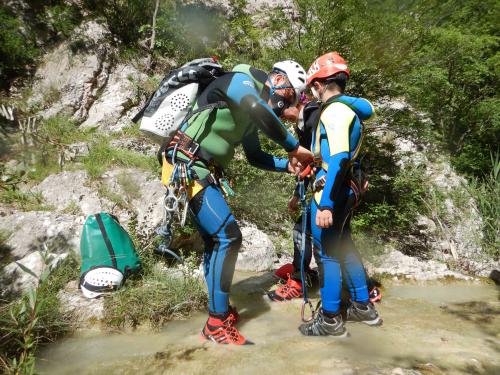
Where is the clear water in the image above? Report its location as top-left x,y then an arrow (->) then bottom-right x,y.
37,272 -> 500,375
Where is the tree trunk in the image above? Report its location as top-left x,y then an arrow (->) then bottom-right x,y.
150,0 -> 160,51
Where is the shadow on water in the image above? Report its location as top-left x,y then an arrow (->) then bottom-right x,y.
441,295 -> 500,354
36,277 -> 500,375
230,271 -> 322,327
229,272 -> 274,324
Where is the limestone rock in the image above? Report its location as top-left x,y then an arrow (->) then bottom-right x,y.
390,369 -> 422,375
366,247 -> 471,280
30,21 -> 115,122
373,97 -> 492,276
58,280 -> 105,323
100,168 -> 164,236
0,211 -> 81,295
110,137 -> 158,158
32,171 -> 105,216
1,251 -> 68,296
64,142 -> 90,162
81,63 -> 147,131
236,222 -> 276,272
29,20 -> 146,131
0,211 -> 82,259
416,215 -> 437,235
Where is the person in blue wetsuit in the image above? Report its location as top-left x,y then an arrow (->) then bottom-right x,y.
160,60 -> 312,344
268,96 -> 378,303
297,52 -> 383,337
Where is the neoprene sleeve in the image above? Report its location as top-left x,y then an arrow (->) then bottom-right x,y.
225,72 -> 299,152
335,95 -> 375,121
242,129 -> 289,171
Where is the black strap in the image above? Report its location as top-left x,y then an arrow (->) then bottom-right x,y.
182,101 -> 227,126
81,280 -> 120,293
132,91 -> 154,123
95,214 -> 117,269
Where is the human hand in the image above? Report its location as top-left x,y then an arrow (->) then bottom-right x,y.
288,195 -> 300,212
287,160 -> 303,175
282,106 -> 300,122
316,209 -> 333,228
288,145 -> 313,166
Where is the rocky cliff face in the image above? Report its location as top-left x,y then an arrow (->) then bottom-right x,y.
370,99 -> 497,277
29,21 -> 146,131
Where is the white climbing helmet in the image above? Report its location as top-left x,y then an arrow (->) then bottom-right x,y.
80,267 -> 124,299
272,60 -> 307,105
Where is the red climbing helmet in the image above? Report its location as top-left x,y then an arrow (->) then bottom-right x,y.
306,52 -> 350,86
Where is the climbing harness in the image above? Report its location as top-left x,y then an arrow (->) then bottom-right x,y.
298,164 -> 316,323
156,130 -> 233,261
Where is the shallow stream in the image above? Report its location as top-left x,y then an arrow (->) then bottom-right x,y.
37,272 -> 499,374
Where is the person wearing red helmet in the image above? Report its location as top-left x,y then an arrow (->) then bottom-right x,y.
269,93 -> 382,305
297,52 -> 382,337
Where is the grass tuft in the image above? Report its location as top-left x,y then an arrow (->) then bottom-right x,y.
103,218 -> 207,329
83,136 -> 157,179
0,252 -> 79,374
0,190 -> 53,211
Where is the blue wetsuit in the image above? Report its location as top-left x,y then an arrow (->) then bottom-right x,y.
166,66 -> 296,314
310,94 -> 374,314
291,97 -> 373,280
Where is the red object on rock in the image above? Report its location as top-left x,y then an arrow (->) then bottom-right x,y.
274,263 -> 294,280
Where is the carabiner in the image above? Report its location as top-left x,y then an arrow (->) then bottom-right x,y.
164,186 -> 179,212
301,300 -> 315,323
179,190 -> 189,227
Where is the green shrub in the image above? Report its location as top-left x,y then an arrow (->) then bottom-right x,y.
227,138 -> 295,233
39,4 -> 82,38
466,154 -> 500,259
0,6 -> 38,88
22,115 -> 90,183
103,257 -> 207,329
103,221 -> 207,329
82,0 -> 155,45
0,252 -> 79,374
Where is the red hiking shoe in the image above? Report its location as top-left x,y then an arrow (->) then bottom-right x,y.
227,305 -> 240,325
369,287 -> 382,303
274,263 -> 294,281
201,312 -> 252,345
267,275 -> 303,302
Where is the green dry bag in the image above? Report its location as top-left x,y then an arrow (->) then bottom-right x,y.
80,213 -> 141,282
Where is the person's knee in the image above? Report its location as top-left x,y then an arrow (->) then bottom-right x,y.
225,220 -> 242,251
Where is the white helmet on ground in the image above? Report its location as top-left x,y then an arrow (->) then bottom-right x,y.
272,60 -> 307,105
80,267 -> 124,299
